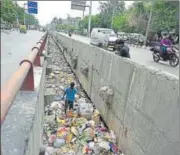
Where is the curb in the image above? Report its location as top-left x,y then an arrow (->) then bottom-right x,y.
127,43 -> 150,50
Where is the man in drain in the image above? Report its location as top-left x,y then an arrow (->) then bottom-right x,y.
115,39 -> 131,58
62,82 -> 78,114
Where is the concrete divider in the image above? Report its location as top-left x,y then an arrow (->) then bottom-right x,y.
52,32 -> 179,155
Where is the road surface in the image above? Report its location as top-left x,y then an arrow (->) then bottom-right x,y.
59,33 -> 179,77
1,30 -> 44,86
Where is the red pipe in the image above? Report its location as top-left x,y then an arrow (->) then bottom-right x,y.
1,34 -> 47,124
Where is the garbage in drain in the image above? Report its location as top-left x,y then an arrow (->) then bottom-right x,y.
43,38 -> 124,155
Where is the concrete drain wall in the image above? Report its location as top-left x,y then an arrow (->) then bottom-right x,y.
49,32 -> 180,155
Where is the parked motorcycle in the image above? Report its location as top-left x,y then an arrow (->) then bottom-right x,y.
150,46 -> 179,67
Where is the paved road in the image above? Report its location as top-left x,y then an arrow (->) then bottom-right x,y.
1,30 -> 45,86
59,33 -> 179,77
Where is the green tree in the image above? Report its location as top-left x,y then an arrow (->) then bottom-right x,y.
151,1 -> 179,32
99,1 -> 125,28
79,14 -> 101,30
1,0 -> 39,25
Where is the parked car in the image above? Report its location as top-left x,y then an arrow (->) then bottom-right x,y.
117,32 -> 128,42
90,28 -> 118,51
128,33 -> 149,46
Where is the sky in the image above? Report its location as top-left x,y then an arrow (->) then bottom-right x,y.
17,1 -> 133,26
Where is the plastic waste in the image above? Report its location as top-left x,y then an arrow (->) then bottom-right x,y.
66,133 -> 73,143
54,96 -> 62,101
110,130 -> 116,143
45,146 -> 55,155
109,142 -> 119,154
53,138 -> 65,148
48,134 -> 56,145
56,127 -> 69,139
78,98 -> 86,103
51,101 -> 60,111
78,102 -> 93,120
71,127 -> 78,136
99,141 -> 110,151
43,44 -> 124,155
88,141 -> 95,149
92,110 -> 100,124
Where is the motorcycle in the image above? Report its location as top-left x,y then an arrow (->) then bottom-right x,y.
150,46 -> 179,67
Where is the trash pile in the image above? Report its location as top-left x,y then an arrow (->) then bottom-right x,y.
43,38 -> 124,155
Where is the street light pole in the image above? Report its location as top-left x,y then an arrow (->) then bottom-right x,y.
82,10 -> 85,19
144,2 -> 154,46
24,3 -> 27,25
88,1 -> 92,37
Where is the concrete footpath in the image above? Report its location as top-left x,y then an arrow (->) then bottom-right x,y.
1,37 -> 48,155
51,32 -> 179,155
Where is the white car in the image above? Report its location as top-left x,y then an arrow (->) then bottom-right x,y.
90,28 -> 118,50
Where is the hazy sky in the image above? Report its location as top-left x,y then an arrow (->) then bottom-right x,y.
17,1 -> 133,26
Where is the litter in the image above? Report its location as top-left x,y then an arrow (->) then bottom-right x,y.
43,39 -> 124,155
78,102 -> 94,120
53,138 -> 66,148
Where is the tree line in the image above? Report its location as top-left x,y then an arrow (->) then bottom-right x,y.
79,1 -> 179,35
1,0 -> 39,26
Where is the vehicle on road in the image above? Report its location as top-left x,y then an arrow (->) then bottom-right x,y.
128,33 -> 149,46
150,45 -> 179,67
117,32 -> 128,42
90,28 -> 118,51
19,25 -> 27,33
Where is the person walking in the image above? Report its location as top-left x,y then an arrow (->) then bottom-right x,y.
62,82 -> 78,114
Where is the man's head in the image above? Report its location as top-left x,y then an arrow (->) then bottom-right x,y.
116,39 -> 124,48
163,33 -> 169,39
116,39 -> 124,44
70,82 -> 75,89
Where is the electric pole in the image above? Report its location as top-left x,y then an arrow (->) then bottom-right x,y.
24,3 -> 26,25
144,2 -> 154,46
88,1 -> 92,37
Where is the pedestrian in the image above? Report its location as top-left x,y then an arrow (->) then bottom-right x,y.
62,82 -> 78,114
115,39 -> 131,58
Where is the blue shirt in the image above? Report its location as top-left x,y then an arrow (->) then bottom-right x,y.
65,87 -> 78,102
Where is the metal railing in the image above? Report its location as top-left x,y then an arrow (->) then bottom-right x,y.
1,33 -> 48,125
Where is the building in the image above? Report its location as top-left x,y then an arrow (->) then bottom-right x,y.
61,17 -> 81,29
68,17 -> 81,28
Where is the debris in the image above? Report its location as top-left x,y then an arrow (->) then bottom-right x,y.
53,138 -> 66,148
78,102 -> 94,120
43,38 -> 124,155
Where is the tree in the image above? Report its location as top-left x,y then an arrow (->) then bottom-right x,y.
1,0 -> 39,25
52,0 -> 179,35
79,14 -> 101,30
99,1 -> 125,28
151,1 -> 179,32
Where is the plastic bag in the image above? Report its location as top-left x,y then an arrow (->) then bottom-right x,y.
72,117 -> 88,127
81,127 -> 95,142
99,141 -> 110,151
50,101 -> 59,111
48,134 -> 56,145
53,138 -> 65,148
57,127 -> 69,139
92,109 -> 100,124
78,103 -> 93,120
109,143 -> 119,154
110,130 -> 116,144
66,133 -> 73,143
71,127 -> 78,136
